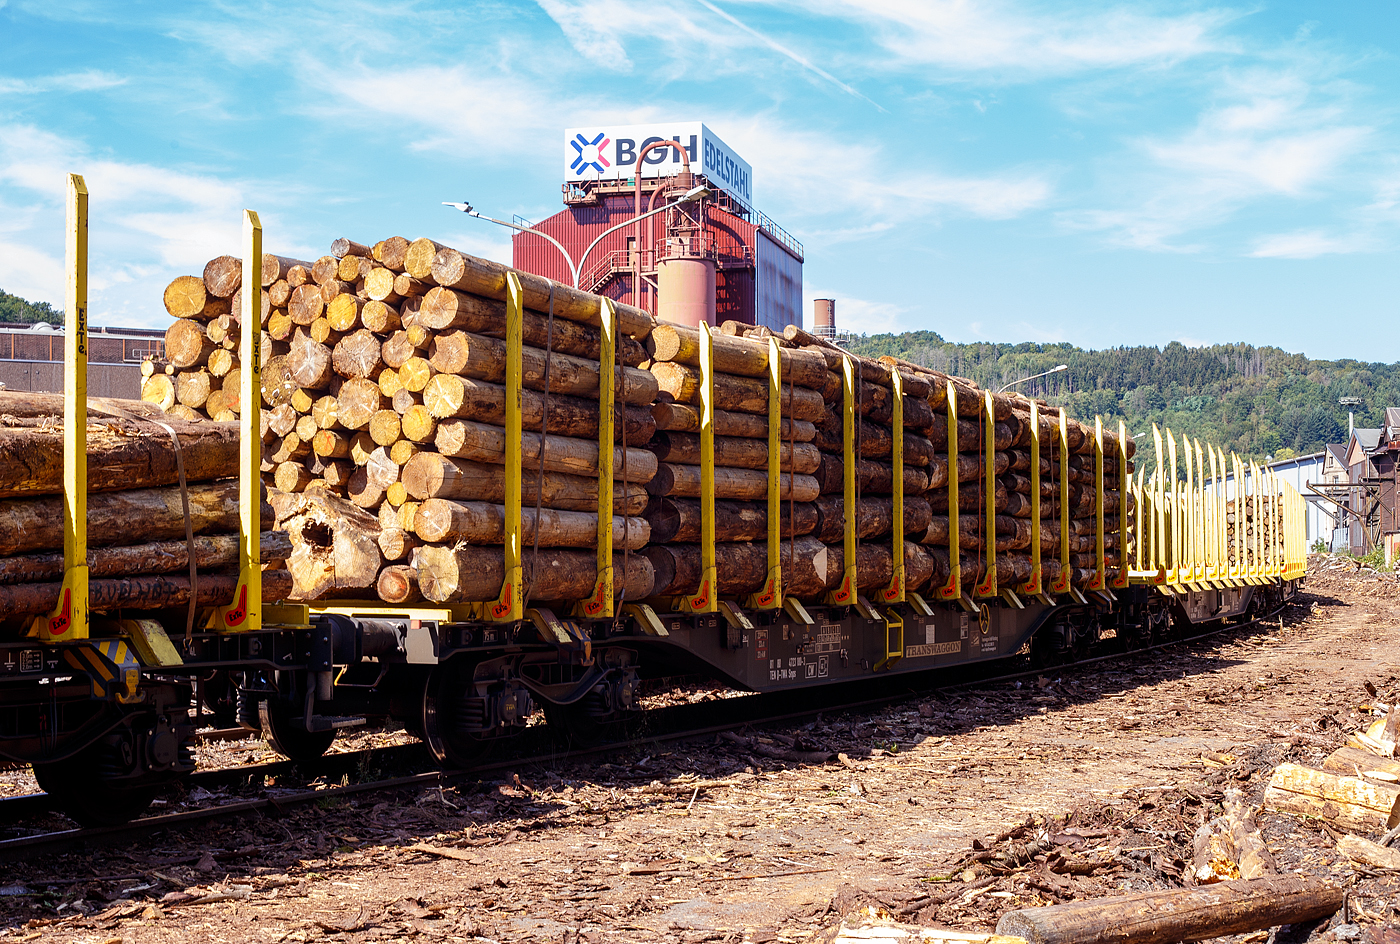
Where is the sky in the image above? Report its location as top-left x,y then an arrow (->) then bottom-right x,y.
1,0 -> 1398,361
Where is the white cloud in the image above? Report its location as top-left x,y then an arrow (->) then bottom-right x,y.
762,0 -> 1238,78
0,69 -> 127,95
1249,230 -> 1371,259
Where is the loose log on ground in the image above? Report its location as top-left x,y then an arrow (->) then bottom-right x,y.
0,532 -> 291,585
0,479 -> 269,555
434,419 -> 657,483
1263,762 -> 1400,832
427,330 -> 657,406
650,400 -> 816,442
410,498 -> 650,549
994,874 -> 1342,944
649,362 -> 825,422
415,544 -> 654,604
429,247 -> 655,340
1322,747 -> 1400,781
646,463 -> 820,502
1223,787 -> 1278,881
418,288 -> 646,365
401,453 -> 648,513
420,374 -> 655,445
1336,834 -> 1400,871
645,497 -> 818,544
648,431 -> 820,474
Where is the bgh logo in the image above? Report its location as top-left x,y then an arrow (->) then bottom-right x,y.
570,132 -> 611,175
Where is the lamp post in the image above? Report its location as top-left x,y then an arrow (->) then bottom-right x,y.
996,364 -> 1068,393
444,184 -> 712,292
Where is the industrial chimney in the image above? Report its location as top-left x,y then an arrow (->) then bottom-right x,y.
812,298 -> 836,339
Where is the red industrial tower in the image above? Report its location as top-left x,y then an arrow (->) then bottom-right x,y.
512,123 -> 803,330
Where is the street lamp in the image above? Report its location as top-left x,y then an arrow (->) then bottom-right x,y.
443,185 -> 712,291
997,364 -> 1068,393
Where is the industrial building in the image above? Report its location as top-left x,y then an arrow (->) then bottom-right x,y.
0,322 -> 161,398
512,122 -> 804,331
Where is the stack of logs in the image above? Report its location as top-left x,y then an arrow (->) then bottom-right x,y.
1227,494 -> 1282,571
0,391 -> 289,619
152,239 -> 1133,607
649,321 -> 1134,599
151,240 -> 661,606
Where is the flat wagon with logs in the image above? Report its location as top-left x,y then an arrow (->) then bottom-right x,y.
0,177 -> 1308,826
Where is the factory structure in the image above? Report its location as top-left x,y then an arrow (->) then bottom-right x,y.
511,122 -> 812,332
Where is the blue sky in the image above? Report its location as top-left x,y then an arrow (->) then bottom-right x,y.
2,0 -> 1398,361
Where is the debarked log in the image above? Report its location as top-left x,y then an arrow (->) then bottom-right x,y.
415,545 -> 654,603
410,498 -> 650,549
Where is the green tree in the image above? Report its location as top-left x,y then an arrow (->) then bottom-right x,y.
0,289 -> 63,325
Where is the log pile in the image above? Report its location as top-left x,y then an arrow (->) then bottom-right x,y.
156,240 -> 660,605
0,392 -> 288,619
155,241 -> 1136,605
664,321 -> 1136,598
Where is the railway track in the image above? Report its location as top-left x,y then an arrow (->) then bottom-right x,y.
0,600 -> 1299,861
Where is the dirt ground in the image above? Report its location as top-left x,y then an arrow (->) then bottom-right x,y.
2,555 -> 1398,943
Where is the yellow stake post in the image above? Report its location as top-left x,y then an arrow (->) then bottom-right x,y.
749,338 -> 784,609
825,356 -> 858,606
1020,401 -> 1044,596
680,324 -> 718,614
580,299 -> 616,619
935,384 -> 962,603
38,174 -> 90,642
1112,420 -> 1130,589
974,391 -> 998,598
215,210 -> 264,632
879,368 -> 905,604
1089,417 -> 1106,591
1050,411 -> 1072,594
481,273 -> 524,621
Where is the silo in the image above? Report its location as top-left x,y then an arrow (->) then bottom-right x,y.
813,298 -> 836,338
657,257 -> 716,327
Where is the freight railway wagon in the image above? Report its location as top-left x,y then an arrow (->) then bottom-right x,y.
0,180 -> 1307,825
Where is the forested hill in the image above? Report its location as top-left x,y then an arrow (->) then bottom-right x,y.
0,289 -> 62,325
842,331 -> 1400,463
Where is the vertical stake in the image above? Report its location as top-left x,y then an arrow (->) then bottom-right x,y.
681,323 -> 717,614
1089,417 -> 1106,591
974,392 -> 997,598
1050,411 -> 1072,594
880,368 -> 905,604
37,174 -> 89,642
749,338 -> 783,609
216,210 -> 263,632
1113,420 -> 1130,589
825,356 -> 857,606
1021,401 -> 1042,595
935,383 -> 961,602
582,298 -> 615,618
485,273 -> 524,621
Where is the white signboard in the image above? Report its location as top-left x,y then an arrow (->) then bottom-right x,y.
564,122 -> 752,204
